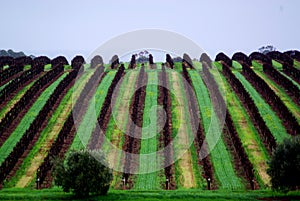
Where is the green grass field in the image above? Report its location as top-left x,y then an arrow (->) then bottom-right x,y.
0,188 -> 299,201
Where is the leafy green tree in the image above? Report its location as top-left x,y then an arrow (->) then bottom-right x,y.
267,137 -> 300,191
52,150 -> 113,197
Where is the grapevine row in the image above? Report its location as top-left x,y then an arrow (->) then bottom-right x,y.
262,62 -> 300,106
159,67 -> 176,189
202,63 -> 256,189
37,65 -> 105,187
181,65 -> 215,187
122,67 -> 147,188
0,61 -> 64,146
221,61 -> 276,154
241,62 -> 300,135
0,63 -> 79,186
88,65 -> 125,149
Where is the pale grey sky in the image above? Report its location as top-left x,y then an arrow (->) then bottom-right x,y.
1,0 -> 299,61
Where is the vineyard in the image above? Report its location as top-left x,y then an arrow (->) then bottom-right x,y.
0,50 -> 299,192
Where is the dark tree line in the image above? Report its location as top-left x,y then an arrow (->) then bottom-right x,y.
241,62 -> 300,135
263,63 -> 300,106
202,63 -> 256,190
221,61 -> 276,154
181,63 -> 215,188
37,66 -> 105,187
0,63 -> 77,186
284,50 -> 300,61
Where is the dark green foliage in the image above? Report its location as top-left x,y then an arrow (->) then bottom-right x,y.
259,45 -> 276,55
267,137 -> 300,191
173,56 -> 182,62
136,55 -> 148,63
0,49 -> 27,58
52,150 -> 113,197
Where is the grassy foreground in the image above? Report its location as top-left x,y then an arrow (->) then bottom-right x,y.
0,188 -> 300,201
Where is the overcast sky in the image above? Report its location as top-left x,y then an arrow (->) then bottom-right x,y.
1,0 -> 299,61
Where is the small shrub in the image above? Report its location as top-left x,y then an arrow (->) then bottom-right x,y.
52,150 -> 113,197
267,137 -> 300,191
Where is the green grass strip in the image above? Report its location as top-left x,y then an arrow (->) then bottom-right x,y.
0,73 -> 68,165
1,188 -> 300,201
189,70 -> 244,190
232,61 -> 243,70
134,71 -> 160,190
251,60 -> 263,70
44,64 -> 51,71
174,62 -> 183,72
192,61 -> 203,71
294,59 -> 300,69
0,80 -> 11,91
70,71 -> 116,150
234,72 -> 289,143
272,60 -> 283,70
